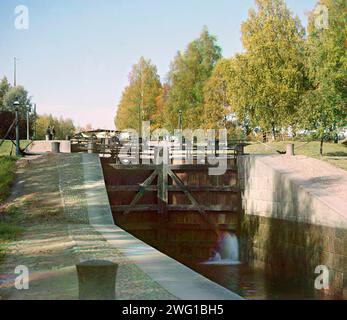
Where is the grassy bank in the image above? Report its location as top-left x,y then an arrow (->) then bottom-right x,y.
0,206 -> 23,261
0,156 -> 22,261
245,141 -> 347,171
0,156 -> 17,203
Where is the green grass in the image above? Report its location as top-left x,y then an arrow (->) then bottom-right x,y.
0,140 -> 16,156
0,155 -> 22,261
245,140 -> 347,171
0,223 -> 22,241
0,205 -> 23,261
0,140 -> 30,156
0,156 -> 17,203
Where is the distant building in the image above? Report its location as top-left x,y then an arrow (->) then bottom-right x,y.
73,129 -> 118,140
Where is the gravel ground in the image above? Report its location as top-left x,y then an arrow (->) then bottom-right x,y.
0,154 -> 177,300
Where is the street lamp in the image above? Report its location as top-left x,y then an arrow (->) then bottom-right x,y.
33,104 -> 37,140
13,101 -> 20,109
26,103 -> 32,140
13,101 -> 21,156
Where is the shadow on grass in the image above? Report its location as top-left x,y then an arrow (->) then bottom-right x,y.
325,151 -> 347,157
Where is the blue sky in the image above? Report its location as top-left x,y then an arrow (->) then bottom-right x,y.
0,0 -> 317,129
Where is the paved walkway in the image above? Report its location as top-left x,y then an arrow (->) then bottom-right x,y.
0,154 -> 176,300
0,153 -> 242,300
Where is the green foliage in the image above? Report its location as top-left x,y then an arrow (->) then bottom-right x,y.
165,27 -> 222,130
0,77 -> 11,109
115,57 -> 162,131
227,0 -> 307,136
2,85 -> 32,117
113,0 -> 345,150
203,59 -> 233,129
36,114 -> 75,140
152,84 -> 170,130
300,0 -> 347,151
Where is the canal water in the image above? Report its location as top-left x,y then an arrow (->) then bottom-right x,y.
188,232 -> 332,300
192,263 -> 324,300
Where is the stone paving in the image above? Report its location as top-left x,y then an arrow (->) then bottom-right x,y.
0,154 -> 177,300
57,155 -> 89,224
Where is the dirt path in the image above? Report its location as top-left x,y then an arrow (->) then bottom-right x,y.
0,154 -> 177,300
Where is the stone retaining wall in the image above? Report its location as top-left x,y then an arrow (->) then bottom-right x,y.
26,140 -> 71,154
237,155 -> 347,299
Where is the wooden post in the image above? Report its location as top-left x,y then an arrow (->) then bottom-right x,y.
162,143 -> 169,206
139,137 -> 143,165
88,142 -> 94,154
76,260 -> 118,300
286,143 -> 295,156
215,139 -> 219,157
157,144 -> 169,243
235,144 -> 244,156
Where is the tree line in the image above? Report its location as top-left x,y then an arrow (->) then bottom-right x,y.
115,0 -> 346,154
0,78 -> 76,140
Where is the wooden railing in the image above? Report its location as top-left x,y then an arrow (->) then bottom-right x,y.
71,138 -> 246,164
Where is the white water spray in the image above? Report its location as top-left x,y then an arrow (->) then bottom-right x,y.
201,232 -> 241,265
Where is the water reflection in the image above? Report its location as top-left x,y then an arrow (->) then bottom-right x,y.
193,263 -> 330,300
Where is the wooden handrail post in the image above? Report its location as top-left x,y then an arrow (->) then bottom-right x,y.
157,143 -> 169,242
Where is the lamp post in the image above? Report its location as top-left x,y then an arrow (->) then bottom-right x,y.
33,104 -> 37,140
14,57 -> 18,87
178,110 -> 183,131
138,105 -> 142,137
178,110 -> 183,150
26,103 -> 32,141
13,101 -> 21,157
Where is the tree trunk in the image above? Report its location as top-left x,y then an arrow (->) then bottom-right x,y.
320,138 -> 324,156
334,134 -> 338,144
272,123 -> 276,141
262,132 -> 267,143
292,129 -> 297,139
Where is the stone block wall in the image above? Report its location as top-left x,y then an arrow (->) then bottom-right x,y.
237,155 -> 347,299
26,140 -> 71,154
241,214 -> 347,298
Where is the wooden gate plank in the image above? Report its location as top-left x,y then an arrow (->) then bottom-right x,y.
123,169 -> 158,215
